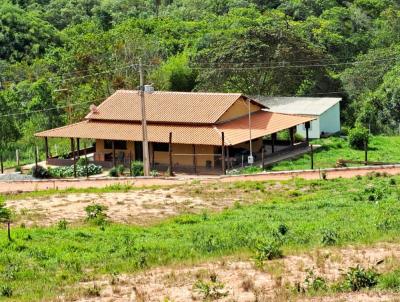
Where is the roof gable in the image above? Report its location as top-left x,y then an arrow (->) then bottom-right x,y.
86,90 -> 262,124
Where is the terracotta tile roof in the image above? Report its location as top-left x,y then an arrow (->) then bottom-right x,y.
85,90 -> 265,124
36,120 -> 223,145
216,111 -> 316,145
36,111 -> 315,146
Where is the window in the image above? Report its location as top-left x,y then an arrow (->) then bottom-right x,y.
104,140 -> 127,150
153,143 -> 169,152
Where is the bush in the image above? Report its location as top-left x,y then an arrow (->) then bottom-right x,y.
344,265 -> 378,291
321,229 -> 338,246
85,204 -> 108,225
109,167 -> 119,177
57,219 -> 68,230
0,284 -> 12,297
348,127 -> 369,150
131,161 -> 144,176
31,165 -> 50,179
194,274 -> 228,300
49,164 -> 102,178
253,239 -> 283,266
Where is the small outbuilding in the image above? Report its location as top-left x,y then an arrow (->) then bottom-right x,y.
255,97 -> 342,139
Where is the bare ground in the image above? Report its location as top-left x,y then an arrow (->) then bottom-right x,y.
7,187 -> 249,226
72,243 -> 400,302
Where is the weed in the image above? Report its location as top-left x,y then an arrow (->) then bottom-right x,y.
193,273 -> 228,300
253,239 -> 283,267
84,204 -> 108,225
57,219 -> 68,230
321,229 -> 339,246
303,268 -> 327,292
278,224 -> 288,236
0,285 -> 13,297
343,265 -> 379,291
85,283 -> 101,297
378,270 -> 400,291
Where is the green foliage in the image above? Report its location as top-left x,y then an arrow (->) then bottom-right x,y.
109,165 -> 125,177
344,265 -> 379,291
253,238 -> 283,266
31,165 -> 50,179
49,164 -> 102,178
84,204 -> 108,225
131,161 -> 144,176
303,269 -> 328,292
194,273 -> 228,300
348,127 -> 369,150
321,229 -> 339,246
378,270 -> 400,291
0,284 -> 13,297
57,219 -> 68,230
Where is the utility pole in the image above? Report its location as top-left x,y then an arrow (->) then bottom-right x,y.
139,58 -> 150,176
248,99 -> 253,165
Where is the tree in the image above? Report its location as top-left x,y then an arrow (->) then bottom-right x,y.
0,197 -> 12,241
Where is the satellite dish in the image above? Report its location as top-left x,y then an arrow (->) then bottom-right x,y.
90,104 -> 99,114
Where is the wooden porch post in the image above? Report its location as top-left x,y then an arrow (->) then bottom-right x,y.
84,142 -> 89,179
44,137 -> 49,159
226,146 -> 230,169
129,151 -> 133,176
221,132 -> 226,175
76,138 -> 80,158
305,122 -> 310,142
261,147 -> 265,170
271,133 -> 276,153
112,140 -> 116,168
151,143 -> 155,170
70,138 -> 76,178
168,132 -> 173,176
192,144 -> 197,174
289,127 -> 295,146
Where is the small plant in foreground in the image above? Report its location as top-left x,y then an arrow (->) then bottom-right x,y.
344,265 -> 378,291
85,283 -> 101,297
85,204 -> 108,225
194,273 -> 228,300
321,229 -> 338,246
57,219 -> 68,230
131,161 -> 144,176
253,239 -> 283,267
0,198 -> 12,241
303,269 -> 327,292
0,284 -> 13,297
31,165 -> 50,179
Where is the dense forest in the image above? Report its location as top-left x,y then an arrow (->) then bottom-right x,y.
1,0 -> 400,159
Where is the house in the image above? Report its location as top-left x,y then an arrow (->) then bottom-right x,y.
255,97 -> 342,139
35,90 -> 315,174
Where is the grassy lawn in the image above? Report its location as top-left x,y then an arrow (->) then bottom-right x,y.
270,135 -> 400,171
0,175 -> 400,300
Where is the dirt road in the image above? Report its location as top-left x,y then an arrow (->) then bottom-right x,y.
1,165 -> 400,194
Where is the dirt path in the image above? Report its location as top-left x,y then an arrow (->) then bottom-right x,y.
1,165 -> 400,194
75,243 -> 400,302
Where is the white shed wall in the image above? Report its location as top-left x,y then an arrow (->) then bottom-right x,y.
319,103 -> 341,135
296,118 -> 321,139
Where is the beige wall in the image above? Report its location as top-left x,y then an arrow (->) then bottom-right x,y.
95,139 -> 216,167
218,97 -> 261,123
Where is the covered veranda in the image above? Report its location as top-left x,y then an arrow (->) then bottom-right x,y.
35,111 -> 315,175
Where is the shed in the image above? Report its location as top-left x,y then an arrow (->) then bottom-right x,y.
255,97 -> 342,139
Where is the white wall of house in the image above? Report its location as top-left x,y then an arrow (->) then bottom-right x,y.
296,118 -> 320,139
295,103 -> 340,139
319,102 -> 341,135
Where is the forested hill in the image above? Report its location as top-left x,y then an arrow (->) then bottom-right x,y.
0,0 -> 400,150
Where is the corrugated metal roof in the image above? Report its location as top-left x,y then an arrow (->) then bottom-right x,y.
254,96 -> 342,116
85,90 -> 265,124
36,112 -> 315,146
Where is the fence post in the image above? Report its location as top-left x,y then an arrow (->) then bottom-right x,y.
168,132 -> 173,176
364,139 -> 368,165
34,145 -> 38,169
129,151 -> 133,176
0,152 -> 3,174
71,138 -> 76,178
84,142 -> 89,179
16,149 -> 19,167
261,147 -> 265,170
221,132 -> 226,175
310,144 -> 314,170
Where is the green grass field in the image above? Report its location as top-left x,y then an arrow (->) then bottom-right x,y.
1,174 -> 400,300
269,136 -> 400,171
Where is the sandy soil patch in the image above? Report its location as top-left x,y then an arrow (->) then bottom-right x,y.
74,244 -> 400,302
6,187 -> 240,226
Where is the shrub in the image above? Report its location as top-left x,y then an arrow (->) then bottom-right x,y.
109,167 -> 119,177
131,161 -> 144,176
150,169 -> 159,177
0,284 -> 12,297
254,240 -> 283,266
278,224 -> 288,236
76,157 -> 89,166
303,269 -> 327,292
31,165 -> 50,179
193,274 -> 228,300
344,265 -> 378,291
117,165 -> 125,176
321,229 -> 338,246
85,204 -> 108,225
378,270 -> 400,291
49,164 -> 102,178
348,127 -> 369,150
57,219 -> 68,230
